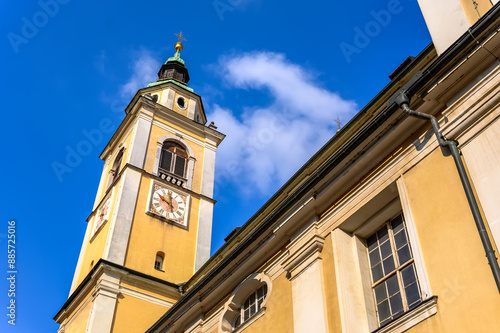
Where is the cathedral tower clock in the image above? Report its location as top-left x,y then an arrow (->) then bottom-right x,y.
54,33 -> 225,333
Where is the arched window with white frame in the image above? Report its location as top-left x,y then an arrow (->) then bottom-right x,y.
153,136 -> 196,189
159,141 -> 188,178
233,284 -> 268,329
220,273 -> 271,332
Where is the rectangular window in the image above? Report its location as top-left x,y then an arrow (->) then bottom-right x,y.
367,213 -> 422,326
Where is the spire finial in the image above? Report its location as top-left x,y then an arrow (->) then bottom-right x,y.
174,31 -> 187,52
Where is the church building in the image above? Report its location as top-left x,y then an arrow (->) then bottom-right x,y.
55,1 -> 500,332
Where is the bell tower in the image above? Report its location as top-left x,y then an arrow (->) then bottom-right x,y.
55,34 -> 225,333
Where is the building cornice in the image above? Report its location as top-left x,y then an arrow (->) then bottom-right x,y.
54,259 -> 181,323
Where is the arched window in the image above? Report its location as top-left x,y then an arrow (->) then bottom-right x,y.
233,284 -> 267,329
154,252 -> 165,271
107,148 -> 124,189
220,273 -> 271,332
159,141 -> 187,178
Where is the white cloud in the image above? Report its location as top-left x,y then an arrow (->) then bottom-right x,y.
102,49 -> 160,114
208,51 -> 358,197
119,49 -> 160,100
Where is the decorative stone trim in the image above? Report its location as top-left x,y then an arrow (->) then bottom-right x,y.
153,134 -> 195,190
232,307 -> 265,333
282,234 -> 325,281
373,296 -> 438,333
219,272 -> 272,333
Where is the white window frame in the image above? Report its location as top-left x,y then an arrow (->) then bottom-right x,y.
219,273 -> 271,333
331,177 -> 435,332
152,135 -> 195,190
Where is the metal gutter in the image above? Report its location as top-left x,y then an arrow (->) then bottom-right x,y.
394,92 -> 500,293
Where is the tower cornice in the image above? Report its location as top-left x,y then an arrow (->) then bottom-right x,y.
99,93 -> 224,162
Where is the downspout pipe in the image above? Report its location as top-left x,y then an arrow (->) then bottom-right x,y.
394,92 -> 500,293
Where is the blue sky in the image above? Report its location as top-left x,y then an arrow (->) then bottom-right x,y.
1,0 -> 431,331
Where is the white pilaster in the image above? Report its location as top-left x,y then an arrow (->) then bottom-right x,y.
331,228 -> 375,332
86,271 -> 120,333
417,0 -> 471,55
128,113 -> 153,169
200,144 -> 217,198
194,198 -> 213,271
104,168 -> 142,265
282,231 -> 329,333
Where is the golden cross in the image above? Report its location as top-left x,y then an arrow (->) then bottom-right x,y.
335,117 -> 342,130
175,31 -> 187,43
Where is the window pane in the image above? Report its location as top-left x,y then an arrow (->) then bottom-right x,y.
372,263 -> 384,282
374,284 -> 387,303
383,255 -> 395,274
377,300 -> 391,323
392,214 -> 404,233
369,249 -> 381,266
405,283 -> 421,308
386,275 -> 399,297
174,156 -> 186,176
377,227 -> 389,243
244,307 -> 250,321
394,229 -> 408,249
397,244 -> 412,264
380,241 -> 392,260
367,234 -> 378,252
401,265 -> 416,287
160,150 -> 173,171
250,303 -> 256,316
389,292 -> 403,316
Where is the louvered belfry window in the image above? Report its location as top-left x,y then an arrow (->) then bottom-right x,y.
160,141 -> 188,178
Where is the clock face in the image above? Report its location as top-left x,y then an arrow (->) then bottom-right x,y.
152,187 -> 186,220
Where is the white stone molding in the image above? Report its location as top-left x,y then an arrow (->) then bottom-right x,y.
330,179 -> 437,332
282,234 -> 324,281
376,296 -> 438,333
187,97 -> 196,119
417,0 -> 471,55
119,285 -> 174,308
282,225 -> 329,333
397,177 -> 433,299
85,271 -> 120,333
219,272 -> 272,333
163,89 -> 176,109
153,134 -> 196,190
128,112 -> 153,169
104,168 -> 142,265
332,229 -> 376,332
193,198 -> 213,272
200,145 -> 217,198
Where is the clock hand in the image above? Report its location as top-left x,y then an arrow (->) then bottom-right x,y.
158,194 -> 173,212
168,192 -> 174,212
